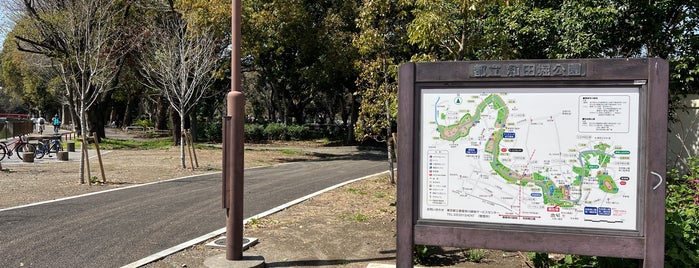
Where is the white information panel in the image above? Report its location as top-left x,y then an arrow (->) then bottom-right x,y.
420,87 -> 640,231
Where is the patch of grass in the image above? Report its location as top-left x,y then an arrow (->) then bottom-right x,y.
89,176 -> 102,185
340,212 -> 368,222
97,138 -> 172,150
466,248 -> 486,263
280,149 -> 303,155
347,188 -> 368,195
247,218 -> 261,228
1,168 -> 14,173
374,192 -> 386,198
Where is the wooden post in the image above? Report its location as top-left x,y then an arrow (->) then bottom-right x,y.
93,133 -> 106,183
82,136 -> 92,185
187,130 -> 199,168
185,132 -> 194,170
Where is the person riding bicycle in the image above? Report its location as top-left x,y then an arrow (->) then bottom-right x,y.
36,115 -> 46,134
52,114 -> 61,134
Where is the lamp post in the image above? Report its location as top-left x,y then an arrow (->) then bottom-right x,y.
223,0 -> 244,261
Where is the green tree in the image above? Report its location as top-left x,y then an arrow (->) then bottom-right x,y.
406,0 -> 512,61
243,0 -> 360,126
0,30 -> 62,116
353,0 -> 414,141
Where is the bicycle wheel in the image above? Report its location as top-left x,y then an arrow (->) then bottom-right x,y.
51,141 -> 62,153
0,144 -> 6,161
16,143 -> 36,160
35,142 -> 46,159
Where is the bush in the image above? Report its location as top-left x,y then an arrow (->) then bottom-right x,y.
133,119 -> 153,128
203,120 -> 222,142
413,245 -> 437,265
529,253 -> 636,268
264,123 -> 287,140
244,124 -> 265,142
666,158 -> 699,267
286,125 -> 311,140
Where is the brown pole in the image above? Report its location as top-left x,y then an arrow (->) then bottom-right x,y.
224,0 -> 244,261
187,130 -> 199,167
225,92 -> 244,260
92,133 -> 106,183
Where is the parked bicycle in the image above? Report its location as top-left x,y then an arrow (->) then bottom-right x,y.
35,138 -> 63,159
0,136 -> 36,161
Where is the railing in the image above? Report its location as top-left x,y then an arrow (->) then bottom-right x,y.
0,118 -> 33,140
0,121 -> 7,140
0,113 -> 29,119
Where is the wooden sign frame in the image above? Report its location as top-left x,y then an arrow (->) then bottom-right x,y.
396,59 -> 668,267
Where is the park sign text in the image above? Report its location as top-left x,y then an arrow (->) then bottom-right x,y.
396,59 -> 668,268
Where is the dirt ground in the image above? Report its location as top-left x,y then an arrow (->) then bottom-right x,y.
144,173 -> 530,268
0,133 -> 531,268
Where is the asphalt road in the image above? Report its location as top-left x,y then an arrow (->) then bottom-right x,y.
0,150 -> 388,268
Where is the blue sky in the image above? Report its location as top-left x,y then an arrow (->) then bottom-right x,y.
0,1 -> 15,50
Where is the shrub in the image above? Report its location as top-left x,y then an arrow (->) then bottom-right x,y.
133,119 -> 153,128
413,245 -> 436,265
665,158 -> 699,267
286,125 -> 311,140
203,120 -> 222,142
244,124 -> 265,142
466,249 -> 486,263
264,123 -> 287,140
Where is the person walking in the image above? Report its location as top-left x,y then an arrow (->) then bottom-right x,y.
52,114 -> 61,134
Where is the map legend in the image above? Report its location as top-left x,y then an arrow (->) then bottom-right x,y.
426,150 -> 449,206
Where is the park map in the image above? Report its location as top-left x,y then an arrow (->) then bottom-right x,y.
420,88 -> 640,231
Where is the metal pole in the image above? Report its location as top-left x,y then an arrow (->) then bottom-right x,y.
224,0 -> 244,261
225,92 -> 244,260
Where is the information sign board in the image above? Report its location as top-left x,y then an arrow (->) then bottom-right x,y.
420,88 -> 641,231
396,59 -> 668,268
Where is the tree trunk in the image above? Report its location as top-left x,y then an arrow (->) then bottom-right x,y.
180,113 -> 186,169
349,93 -> 359,143
88,105 -> 106,140
385,100 -> 395,184
79,104 -> 91,184
67,93 -> 78,133
155,95 -> 169,130
109,108 -> 118,127
171,108 -> 181,146
189,113 -> 197,142
122,93 -> 139,127
288,103 -> 306,125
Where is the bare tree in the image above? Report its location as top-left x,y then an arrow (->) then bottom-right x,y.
13,0 -> 129,183
139,13 -> 219,169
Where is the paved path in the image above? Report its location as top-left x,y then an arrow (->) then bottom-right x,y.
0,152 -> 388,268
